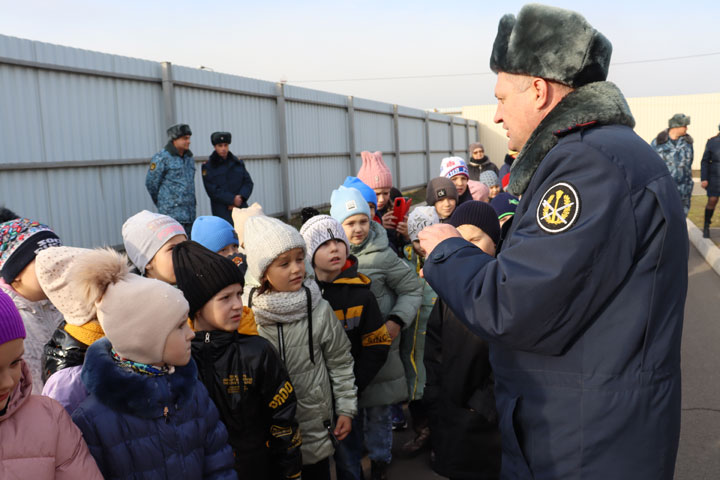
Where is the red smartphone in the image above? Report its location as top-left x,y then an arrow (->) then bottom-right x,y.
393,197 -> 412,222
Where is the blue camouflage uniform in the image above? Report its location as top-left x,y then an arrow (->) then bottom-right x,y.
145,141 -> 196,226
651,130 -> 694,215
201,151 -> 254,223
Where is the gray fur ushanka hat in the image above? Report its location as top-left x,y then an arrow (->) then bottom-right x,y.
668,114 -> 690,128
490,4 -> 613,88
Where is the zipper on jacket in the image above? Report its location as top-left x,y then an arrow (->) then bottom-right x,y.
205,332 -> 210,343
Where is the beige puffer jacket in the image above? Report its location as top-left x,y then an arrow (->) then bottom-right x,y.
250,280 -> 357,465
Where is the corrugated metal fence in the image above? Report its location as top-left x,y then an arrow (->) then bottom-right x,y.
0,34 -> 479,248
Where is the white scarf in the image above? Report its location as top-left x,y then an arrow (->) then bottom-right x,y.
250,278 -> 322,326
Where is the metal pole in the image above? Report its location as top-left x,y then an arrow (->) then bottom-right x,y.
393,104 -> 401,189
424,112 -> 431,184
465,121 -> 471,159
161,62 -> 176,129
347,96 -> 357,173
449,116 -> 455,156
276,83 -> 291,220
476,122 -> 481,147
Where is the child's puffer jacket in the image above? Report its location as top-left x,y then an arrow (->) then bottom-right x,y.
71,338 -> 236,479
0,361 -> 103,479
250,280 -> 357,465
350,220 -> 422,408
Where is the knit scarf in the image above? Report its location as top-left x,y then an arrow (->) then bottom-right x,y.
64,320 -> 105,346
111,349 -> 174,376
507,81 -> 635,196
250,278 -> 322,326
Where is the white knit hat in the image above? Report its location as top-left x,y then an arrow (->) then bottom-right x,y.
440,156 -> 469,179
35,246 -> 96,326
69,248 -> 189,365
299,215 -> 350,263
231,202 -> 264,252
407,206 -> 440,242
244,216 -> 306,282
122,210 -> 186,273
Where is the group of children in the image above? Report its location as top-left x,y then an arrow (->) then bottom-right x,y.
0,150 -> 518,480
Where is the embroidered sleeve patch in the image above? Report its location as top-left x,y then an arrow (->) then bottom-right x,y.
536,181 -> 580,234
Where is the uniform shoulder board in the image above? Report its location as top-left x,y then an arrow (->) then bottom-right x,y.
536,181 -> 581,234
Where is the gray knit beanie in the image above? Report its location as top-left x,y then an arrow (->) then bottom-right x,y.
299,215 -> 350,263
122,210 -> 186,273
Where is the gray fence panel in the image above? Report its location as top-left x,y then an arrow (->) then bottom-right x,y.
398,117 -> 424,151
173,65 -> 276,97
284,84 -> 347,107
429,153 -> 449,178
286,102 -> 348,155
115,80 -> 165,158
0,170 -> 53,224
243,159 -> 284,215
289,156 -> 351,211
399,153 -> 426,188
453,124 -> 467,152
469,126 -> 478,143
0,65 -> 45,163
429,121 -> 451,151
354,111 -> 394,179
174,86 -> 279,156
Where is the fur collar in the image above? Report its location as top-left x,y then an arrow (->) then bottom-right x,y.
654,129 -> 693,146
81,338 -> 198,418
507,81 -> 635,196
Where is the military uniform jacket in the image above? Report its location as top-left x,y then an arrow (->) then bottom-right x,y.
145,142 -> 196,224
191,323 -> 302,480
202,151 -> 254,223
424,82 -> 688,479
701,134 -> 720,195
651,130 -> 694,213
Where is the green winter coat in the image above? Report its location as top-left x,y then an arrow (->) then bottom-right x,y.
250,283 -> 357,465
400,245 -> 437,401
350,221 -> 423,408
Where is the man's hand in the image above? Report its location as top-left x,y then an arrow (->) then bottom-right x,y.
334,415 -> 352,441
701,180 -> 708,190
418,224 -> 462,258
385,320 -> 401,340
234,195 -> 244,207
382,211 -> 397,229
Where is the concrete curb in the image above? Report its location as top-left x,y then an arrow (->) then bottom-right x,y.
687,218 -> 720,277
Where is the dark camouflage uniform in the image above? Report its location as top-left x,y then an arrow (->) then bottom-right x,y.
145,141 -> 196,225
652,130 -> 694,216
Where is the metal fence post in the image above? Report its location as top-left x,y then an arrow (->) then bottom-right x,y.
393,104 -> 401,189
476,122 -> 481,147
347,96 -> 357,173
449,116 -> 454,156
424,112 -> 431,184
276,83 -> 291,220
161,62 -> 176,129
465,122 -> 471,159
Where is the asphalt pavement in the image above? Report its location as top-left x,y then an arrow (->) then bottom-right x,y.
332,245 -> 720,479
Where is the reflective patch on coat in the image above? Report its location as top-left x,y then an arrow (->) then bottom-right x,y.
334,306 -> 363,331
536,181 -> 581,234
362,325 -> 393,347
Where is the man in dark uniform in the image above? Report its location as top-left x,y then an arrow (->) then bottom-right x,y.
202,132 -> 254,223
419,5 -> 687,479
701,123 -> 720,238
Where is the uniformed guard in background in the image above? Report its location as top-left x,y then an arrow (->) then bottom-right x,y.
145,123 -> 196,234
202,132 -> 254,223
652,113 -> 694,216
700,123 -> 720,237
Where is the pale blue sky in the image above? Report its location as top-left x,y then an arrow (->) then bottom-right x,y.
1,0 -> 718,109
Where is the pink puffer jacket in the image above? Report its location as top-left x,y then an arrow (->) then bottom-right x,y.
0,361 -> 102,479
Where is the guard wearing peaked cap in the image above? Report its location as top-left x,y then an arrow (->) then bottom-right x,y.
202,131 -> 254,224
419,4 -> 688,479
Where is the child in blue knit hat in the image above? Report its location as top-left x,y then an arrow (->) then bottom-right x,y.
191,216 -> 239,257
330,185 -> 422,478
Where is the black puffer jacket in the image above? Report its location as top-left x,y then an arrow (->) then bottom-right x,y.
42,321 -> 87,382
192,321 -> 302,480
424,299 -> 501,479
468,157 -> 498,180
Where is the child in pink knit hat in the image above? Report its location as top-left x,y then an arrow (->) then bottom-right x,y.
357,151 -> 409,253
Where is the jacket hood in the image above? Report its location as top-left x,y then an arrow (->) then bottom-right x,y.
654,129 -> 694,146
508,81 -> 635,196
0,361 -> 32,422
81,337 -> 198,418
350,220 -> 389,257
188,306 -> 257,336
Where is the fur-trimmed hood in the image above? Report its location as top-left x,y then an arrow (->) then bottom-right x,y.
654,129 -> 693,146
507,81 -> 635,196
81,337 -> 198,418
